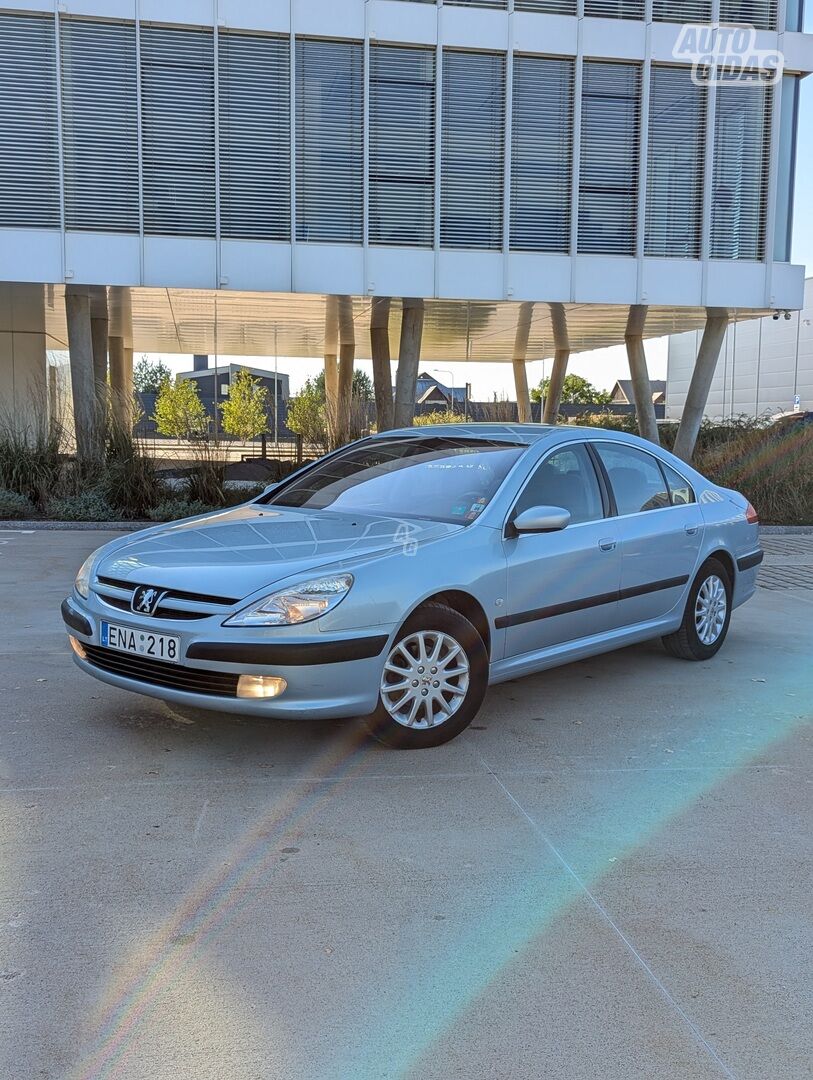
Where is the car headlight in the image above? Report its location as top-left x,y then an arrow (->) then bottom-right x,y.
74,547 -> 103,599
224,574 -> 354,627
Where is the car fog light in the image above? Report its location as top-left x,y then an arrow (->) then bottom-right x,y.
236,674 -> 287,700
68,635 -> 87,660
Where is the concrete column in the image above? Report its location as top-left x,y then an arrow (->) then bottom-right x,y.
323,295 -> 339,444
336,295 -> 355,447
65,285 -> 101,464
0,283 -> 49,439
673,309 -> 729,462
370,296 -> 394,432
512,301 -> 533,423
89,286 -> 108,435
108,286 -> 133,433
543,303 -> 570,424
393,298 -> 425,429
625,305 -> 660,446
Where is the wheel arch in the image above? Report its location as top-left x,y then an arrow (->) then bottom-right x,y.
412,590 -> 492,659
704,548 -> 735,585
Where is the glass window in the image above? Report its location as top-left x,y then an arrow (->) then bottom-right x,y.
264,437 -> 526,524
441,50 -> 506,250
295,38 -> 364,244
370,44 -> 435,247
514,444 -> 604,525
710,82 -> 772,260
510,56 -> 574,253
645,65 -> 706,259
579,62 -> 641,256
661,461 -> 695,505
596,443 -> 670,515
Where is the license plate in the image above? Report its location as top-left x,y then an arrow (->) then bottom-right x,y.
100,621 -> 180,663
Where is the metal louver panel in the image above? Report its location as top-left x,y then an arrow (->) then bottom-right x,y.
511,56 -> 574,253
140,26 -> 215,237
369,44 -> 435,248
645,65 -> 705,258
60,19 -> 138,233
296,38 -> 363,245
578,61 -> 641,256
720,0 -> 778,30
710,82 -> 772,260
219,31 -> 290,241
444,1 -> 508,8
516,0 -> 577,14
0,13 -> 59,228
652,0 -> 713,21
584,0 -> 645,19
441,50 -> 506,251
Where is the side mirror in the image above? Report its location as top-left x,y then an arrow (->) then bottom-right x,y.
511,505 -> 571,534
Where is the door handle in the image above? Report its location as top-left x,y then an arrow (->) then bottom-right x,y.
684,524 -> 699,535
599,538 -> 617,551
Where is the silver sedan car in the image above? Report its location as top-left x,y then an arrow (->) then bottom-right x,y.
62,424 -> 763,748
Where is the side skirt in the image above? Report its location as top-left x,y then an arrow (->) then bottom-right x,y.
488,615 -> 682,686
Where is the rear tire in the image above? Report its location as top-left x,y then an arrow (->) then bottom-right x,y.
364,602 -> 488,749
662,557 -> 732,661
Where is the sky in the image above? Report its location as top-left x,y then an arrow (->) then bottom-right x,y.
149,52 -> 813,404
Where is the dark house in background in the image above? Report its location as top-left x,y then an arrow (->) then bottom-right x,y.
404,372 -> 468,409
177,356 -> 289,436
611,379 -> 666,407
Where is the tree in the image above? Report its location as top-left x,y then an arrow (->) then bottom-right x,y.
152,377 -> 208,440
219,369 -> 269,441
530,374 -> 611,406
312,368 -> 374,402
286,378 -> 328,451
133,355 -> 172,394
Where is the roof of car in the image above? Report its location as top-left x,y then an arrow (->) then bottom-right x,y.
379,423 -> 559,445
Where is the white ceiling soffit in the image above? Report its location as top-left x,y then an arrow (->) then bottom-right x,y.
42,287 -> 769,361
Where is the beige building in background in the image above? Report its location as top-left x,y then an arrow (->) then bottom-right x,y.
666,278 -> 813,420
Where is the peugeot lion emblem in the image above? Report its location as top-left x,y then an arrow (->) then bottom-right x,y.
131,586 -> 163,616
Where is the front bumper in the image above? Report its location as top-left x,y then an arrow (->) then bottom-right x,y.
61,594 -> 393,719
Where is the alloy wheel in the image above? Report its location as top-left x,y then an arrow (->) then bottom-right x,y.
380,630 -> 470,729
695,574 -> 727,645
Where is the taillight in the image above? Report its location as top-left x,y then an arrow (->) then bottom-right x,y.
745,501 -> 759,524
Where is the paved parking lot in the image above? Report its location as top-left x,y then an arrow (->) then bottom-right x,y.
1,529 -> 811,1080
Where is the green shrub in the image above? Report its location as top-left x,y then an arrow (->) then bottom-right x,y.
102,425 -> 165,519
0,422 -> 64,508
0,488 -> 37,520
414,410 -> 466,426
147,499 -> 213,523
47,488 -> 117,522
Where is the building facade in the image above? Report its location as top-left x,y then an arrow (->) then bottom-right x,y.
666,276 -> 813,418
0,0 -> 811,457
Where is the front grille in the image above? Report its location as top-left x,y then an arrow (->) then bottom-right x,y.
93,576 -> 238,621
83,644 -> 239,697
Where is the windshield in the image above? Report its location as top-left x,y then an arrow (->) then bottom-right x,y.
261,436 -> 526,524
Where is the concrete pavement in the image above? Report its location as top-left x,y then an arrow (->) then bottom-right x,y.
1,529 -> 811,1080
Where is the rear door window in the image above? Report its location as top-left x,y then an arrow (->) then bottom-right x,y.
595,443 -> 670,515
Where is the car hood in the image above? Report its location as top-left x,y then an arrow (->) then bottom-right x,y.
96,504 -> 463,601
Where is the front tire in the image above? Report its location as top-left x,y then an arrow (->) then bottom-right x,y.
364,602 -> 488,749
662,557 -> 732,661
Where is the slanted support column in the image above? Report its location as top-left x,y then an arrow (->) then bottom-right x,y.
336,295 -> 355,446
393,298 -> 424,429
370,296 -> 393,432
673,308 -> 729,462
89,286 -> 108,435
512,301 -> 533,423
108,286 -> 133,433
65,285 -> 101,465
323,295 -> 339,445
543,303 -> 570,424
625,305 -> 660,446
